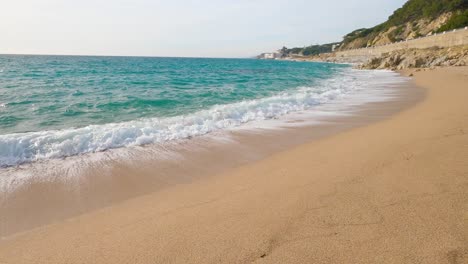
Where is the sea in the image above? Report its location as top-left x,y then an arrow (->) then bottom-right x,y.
0,55 -> 407,167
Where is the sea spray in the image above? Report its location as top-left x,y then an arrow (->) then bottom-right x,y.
0,55 -> 406,166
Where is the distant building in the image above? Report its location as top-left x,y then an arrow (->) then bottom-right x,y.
332,44 -> 340,52
264,53 -> 276,59
259,51 -> 282,60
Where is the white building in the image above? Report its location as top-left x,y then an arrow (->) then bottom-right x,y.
332,44 -> 340,52
260,51 -> 282,59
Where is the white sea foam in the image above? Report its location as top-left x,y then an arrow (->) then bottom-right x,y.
0,68 -> 407,167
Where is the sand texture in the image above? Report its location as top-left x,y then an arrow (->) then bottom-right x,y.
0,67 -> 467,264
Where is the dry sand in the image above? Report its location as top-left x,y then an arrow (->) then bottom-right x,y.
0,67 -> 467,263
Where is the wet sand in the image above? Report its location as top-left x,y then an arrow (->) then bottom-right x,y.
0,67 -> 467,263
0,73 -> 420,238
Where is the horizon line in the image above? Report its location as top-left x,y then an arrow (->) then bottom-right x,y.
0,52 -> 255,60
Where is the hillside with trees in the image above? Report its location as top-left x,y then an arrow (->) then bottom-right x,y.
281,43 -> 341,57
270,0 -> 467,58
339,0 -> 468,50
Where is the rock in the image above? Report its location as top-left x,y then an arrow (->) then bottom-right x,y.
357,45 -> 468,70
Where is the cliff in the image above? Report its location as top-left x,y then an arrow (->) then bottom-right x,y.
263,0 -> 467,59
358,46 -> 468,70
302,28 -> 468,65
339,0 -> 467,50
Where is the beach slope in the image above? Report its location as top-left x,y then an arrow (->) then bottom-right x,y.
0,67 -> 467,263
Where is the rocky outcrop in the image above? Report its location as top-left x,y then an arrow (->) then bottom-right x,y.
341,13 -> 454,50
358,45 -> 468,70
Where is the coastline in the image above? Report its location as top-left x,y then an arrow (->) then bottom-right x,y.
1,66 -> 467,263
0,70 -> 420,239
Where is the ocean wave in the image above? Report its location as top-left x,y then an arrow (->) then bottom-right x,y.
0,69 -> 405,167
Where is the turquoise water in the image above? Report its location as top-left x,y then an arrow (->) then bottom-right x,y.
0,55 -> 400,166
0,56 -> 344,134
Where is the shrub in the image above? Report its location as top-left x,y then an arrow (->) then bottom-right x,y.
437,9 -> 468,32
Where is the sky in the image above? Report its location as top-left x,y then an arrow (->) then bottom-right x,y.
0,0 -> 408,58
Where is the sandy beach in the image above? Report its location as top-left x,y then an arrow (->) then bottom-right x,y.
0,66 -> 467,263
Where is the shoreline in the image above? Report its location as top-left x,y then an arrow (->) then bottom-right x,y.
1,67 -> 467,263
0,70 -> 421,239
0,65 -> 388,168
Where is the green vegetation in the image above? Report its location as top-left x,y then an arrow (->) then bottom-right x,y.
437,9 -> 468,32
388,25 -> 405,42
288,47 -> 303,54
341,0 -> 468,48
388,0 -> 466,26
301,43 -> 337,56
343,28 -> 374,44
283,42 -> 340,56
268,0 -> 467,57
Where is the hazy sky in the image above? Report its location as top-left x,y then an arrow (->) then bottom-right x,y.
0,0 -> 407,57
